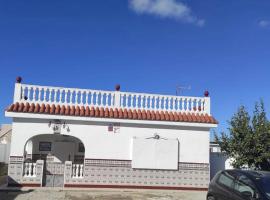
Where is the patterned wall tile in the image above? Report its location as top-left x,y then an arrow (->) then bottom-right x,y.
66,159 -> 210,188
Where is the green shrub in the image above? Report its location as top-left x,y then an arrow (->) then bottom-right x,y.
0,163 -> 8,176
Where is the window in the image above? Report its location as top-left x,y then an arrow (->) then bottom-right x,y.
217,172 -> 235,189
234,174 -> 256,198
39,142 -> 51,151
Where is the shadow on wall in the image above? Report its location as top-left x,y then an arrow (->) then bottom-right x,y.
0,164 -> 33,200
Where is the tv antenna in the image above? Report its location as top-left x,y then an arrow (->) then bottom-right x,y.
176,85 -> 191,96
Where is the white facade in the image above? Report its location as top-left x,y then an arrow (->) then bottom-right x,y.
9,117 -> 211,165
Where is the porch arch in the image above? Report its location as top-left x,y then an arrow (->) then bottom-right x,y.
24,134 -> 85,164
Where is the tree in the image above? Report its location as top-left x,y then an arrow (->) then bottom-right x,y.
215,100 -> 270,170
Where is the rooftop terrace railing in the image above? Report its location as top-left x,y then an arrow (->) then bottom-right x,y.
13,83 -> 211,115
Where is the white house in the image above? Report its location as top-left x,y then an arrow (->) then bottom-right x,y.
5,77 -> 218,189
0,124 -> 11,163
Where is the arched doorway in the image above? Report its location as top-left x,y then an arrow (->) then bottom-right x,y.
24,134 -> 85,187
24,134 -> 85,164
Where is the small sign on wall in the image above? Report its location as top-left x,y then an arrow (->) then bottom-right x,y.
39,142 -> 52,151
108,123 -> 113,132
108,123 -> 120,133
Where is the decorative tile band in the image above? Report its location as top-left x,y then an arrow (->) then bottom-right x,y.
9,156 -> 24,164
85,159 -> 131,168
84,159 -> 209,170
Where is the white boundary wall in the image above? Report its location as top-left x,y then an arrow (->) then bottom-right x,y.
0,143 -> 10,163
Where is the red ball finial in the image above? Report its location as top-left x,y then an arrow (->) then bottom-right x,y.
204,90 -> 209,97
115,84 -> 120,91
16,76 -> 22,83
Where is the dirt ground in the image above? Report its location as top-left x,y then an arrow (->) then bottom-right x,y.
0,188 -> 207,200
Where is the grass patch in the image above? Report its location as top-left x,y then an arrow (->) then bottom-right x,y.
0,163 -> 8,176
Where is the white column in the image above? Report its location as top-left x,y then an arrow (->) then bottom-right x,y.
64,161 -> 72,184
24,163 -> 29,176
114,91 -> 121,107
79,164 -> 83,178
13,83 -> 22,102
72,164 -> 76,177
36,160 -> 44,186
204,97 -> 211,114
33,163 -> 37,176
76,164 -> 79,178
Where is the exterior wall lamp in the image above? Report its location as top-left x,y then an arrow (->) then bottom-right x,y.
48,120 -> 70,134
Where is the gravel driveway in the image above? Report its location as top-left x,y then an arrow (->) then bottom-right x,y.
0,188 -> 207,200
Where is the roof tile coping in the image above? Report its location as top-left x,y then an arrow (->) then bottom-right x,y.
6,102 -> 218,124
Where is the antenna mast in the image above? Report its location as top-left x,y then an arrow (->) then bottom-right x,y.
176,85 -> 191,96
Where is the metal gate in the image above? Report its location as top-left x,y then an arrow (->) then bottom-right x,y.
43,162 -> 65,187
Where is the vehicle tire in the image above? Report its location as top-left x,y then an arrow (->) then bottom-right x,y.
207,195 -> 215,200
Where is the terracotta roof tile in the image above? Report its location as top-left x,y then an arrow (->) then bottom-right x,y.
187,113 -> 192,122
50,104 -> 55,114
173,112 -> 178,122
169,112 -> 174,121
70,106 -> 75,116
191,113 -> 196,122
154,111 -> 159,121
159,111 -> 165,121
204,114 -> 211,123
60,105 -> 65,115
109,108 -> 114,118
114,108 -> 119,118
104,108 -> 109,118
90,107 -> 95,117
18,102 -> 24,112
34,103 -> 40,113
74,106 -> 79,116
99,107 -> 104,118
6,102 -> 218,124
128,109 -> 133,119
132,110 -> 137,119
85,106 -> 90,117
94,107 -> 99,117
24,102 -> 30,113
30,103 -> 35,113
165,111 -> 170,121
137,109 -> 142,120
118,108 -> 123,119
142,110 -> 147,120
55,105 -> 60,115
65,105 -> 70,115
79,106 -> 85,117
194,113 -> 200,123
123,109 -> 128,119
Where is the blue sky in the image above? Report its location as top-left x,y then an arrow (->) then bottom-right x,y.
1,0 -> 270,138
